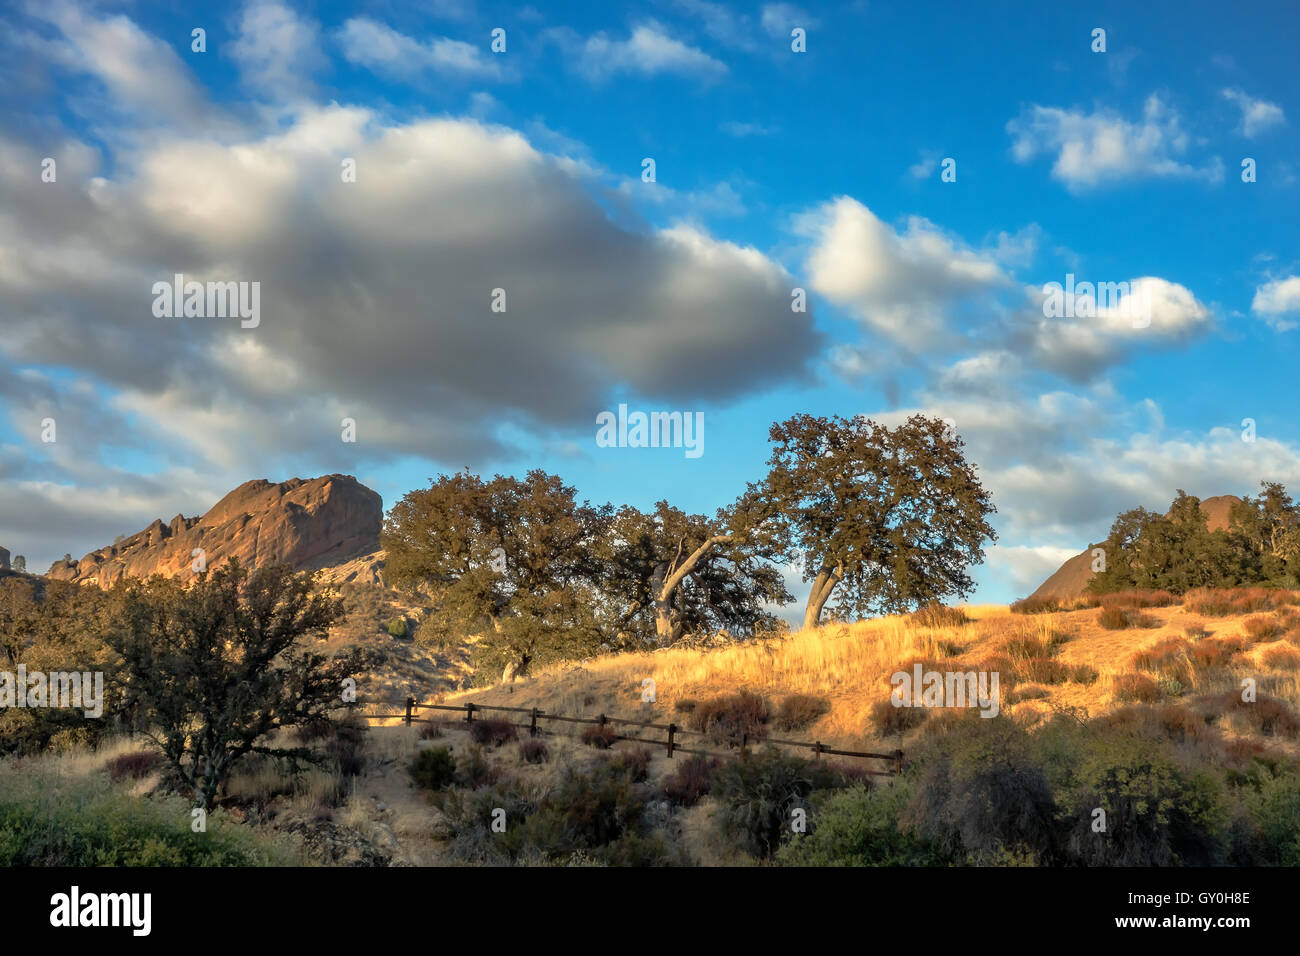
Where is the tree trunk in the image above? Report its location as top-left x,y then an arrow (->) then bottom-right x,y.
651,534 -> 733,643
802,566 -> 841,631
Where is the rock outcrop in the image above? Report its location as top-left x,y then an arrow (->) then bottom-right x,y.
1026,494 -> 1241,602
47,475 -> 382,588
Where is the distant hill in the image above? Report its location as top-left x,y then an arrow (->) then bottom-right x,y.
1027,494 -> 1241,602
46,475 -> 384,588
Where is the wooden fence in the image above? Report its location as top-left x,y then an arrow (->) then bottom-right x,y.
362,697 -> 903,776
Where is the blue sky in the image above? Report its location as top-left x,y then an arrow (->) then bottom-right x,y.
1,0 -> 1298,612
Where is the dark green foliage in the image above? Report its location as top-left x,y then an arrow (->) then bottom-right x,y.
410,747 -> 457,790
1089,484 -> 1300,595
759,413 -> 997,628
903,713 -> 1061,865
0,772 -> 299,866
776,781 -> 950,866
106,560 -> 367,810
711,747 -> 823,859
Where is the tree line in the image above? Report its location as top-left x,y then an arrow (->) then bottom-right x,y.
381,413 -> 998,681
1087,482 -> 1300,594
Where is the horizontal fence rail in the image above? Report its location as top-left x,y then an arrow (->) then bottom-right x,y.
360,697 -> 903,775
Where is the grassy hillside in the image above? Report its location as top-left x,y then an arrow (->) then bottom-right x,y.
427,591 -> 1300,763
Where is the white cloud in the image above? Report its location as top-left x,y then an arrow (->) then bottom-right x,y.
338,17 -> 503,80
798,197 -> 1008,350
760,3 -> 817,38
571,22 -> 726,81
1222,88 -> 1286,138
25,0 -> 214,130
1007,95 -> 1223,190
0,109 -> 819,475
1252,275 -> 1300,331
231,1 -> 326,101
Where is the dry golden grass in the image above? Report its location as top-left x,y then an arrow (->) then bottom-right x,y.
443,597 -> 1300,758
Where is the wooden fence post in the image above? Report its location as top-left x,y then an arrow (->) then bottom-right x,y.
466,702 -> 476,723
667,723 -> 677,758
404,696 -> 414,727
814,741 -> 823,760
893,749 -> 904,775
530,708 -> 539,738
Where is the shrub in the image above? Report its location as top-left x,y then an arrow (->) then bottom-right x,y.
453,744 -> 496,788
385,617 -> 409,638
468,718 -> 517,748
776,781 -> 948,866
0,772 -> 300,866
410,747 -> 457,791
1216,693 -> 1300,739
293,717 -> 335,744
1058,732 -> 1227,865
1184,587 -> 1277,617
329,711 -> 368,777
1113,673 -> 1161,703
774,694 -> 831,732
1189,637 -> 1245,670
1184,623 -> 1209,640
689,691 -> 770,745
105,750 -> 164,783
909,603 -> 970,628
712,748 -> 821,859
517,739 -> 550,764
609,746 -> 654,782
661,754 -> 720,806
870,698 -> 928,735
419,720 -> 445,740
1099,590 -> 1177,610
1017,658 -> 1070,684
1242,615 -> 1282,642
1245,771 -> 1300,866
581,724 -> 619,749
1099,607 -> 1158,630
1010,595 -> 1098,614
672,698 -> 698,714
902,713 -> 1060,865
1070,664 -> 1100,684
1262,644 -> 1300,669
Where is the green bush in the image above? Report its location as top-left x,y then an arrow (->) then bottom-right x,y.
0,770 -> 301,866
1057,732 -> 1227,866
776,781 -> 949,866
1244,770 -> 1300,865
712,747 -> 822,860
385,617 -> 409,638
409,747 -> 457,790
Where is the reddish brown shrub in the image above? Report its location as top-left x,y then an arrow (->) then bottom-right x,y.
1099,590 -> 1177,610
468,718 -> 518,747
660,754 -> 720,806
1262,643 -> 1300,669
870,698 -> 928,735
581,723 -> 619,749
774,694 -> 830,731
1112,673 -> 1161,703
690,690 -> 771,744
1242,615 -> 1282,642
105,750 -> 164,782
517,738 -> 550,763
